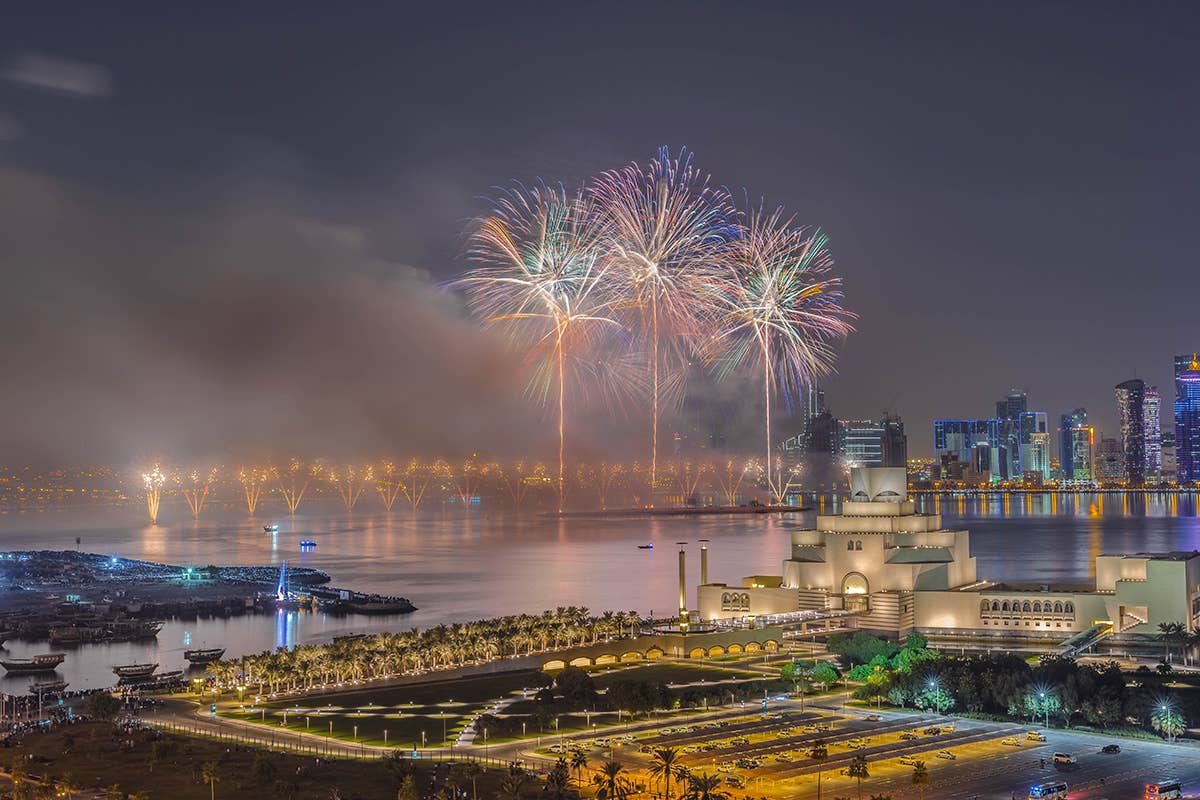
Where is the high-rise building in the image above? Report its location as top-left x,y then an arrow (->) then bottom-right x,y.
1175,355 -> 1200,485
996,390 -> 1027,422
1161,430 -> 1177,484
841,420 -> 886,468
1144,386 -> 1161,476
881,414 -> 907,468
1018,411 -> 1049,480
1115,379 -> 1146,486
1094,437 -> 1125,483
934,419 -> 989,468
1058,408 -> 1090,480
805,411 -> 840,457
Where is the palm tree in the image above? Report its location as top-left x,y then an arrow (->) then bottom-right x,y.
650,747 -> 684,800
911,761 -> 929,800
808,739 -> 829,800
847,754 -> 869,800
498,772 -> 526,800
201,761 -> 220,800
682,772 -> 729,800
570,750 -> 589,787
461,760 -> 481,800
592,761 -> 632,800
1158,621 -> 1185,663
545,759 -> 571,800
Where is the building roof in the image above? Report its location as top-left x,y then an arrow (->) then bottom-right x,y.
885,546 -> 953,564
1098,550 -> 1200,562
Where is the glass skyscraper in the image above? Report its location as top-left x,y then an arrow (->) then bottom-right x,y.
1115,379 -> 1146,486
1144,386 -> 1161,476
1175,355 -> 1200,484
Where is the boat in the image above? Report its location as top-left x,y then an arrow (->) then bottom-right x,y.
183,647 -> 225,664
50,625 -> 106,644
299,540 -> 317,548
29,679 -> 67,694
264,523 -> 280,533
1,653 -> 66,674
112,663 -> 158,679
637,544 -> 654,549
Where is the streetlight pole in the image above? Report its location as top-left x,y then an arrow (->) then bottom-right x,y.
1039,691 -> 1048,730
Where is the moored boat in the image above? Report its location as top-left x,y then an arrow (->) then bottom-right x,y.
264,523 -> 280,533
183,647 -> 225,664
112,663 -> 158,679
1,653 -> 66,674
29,679 -> 68,694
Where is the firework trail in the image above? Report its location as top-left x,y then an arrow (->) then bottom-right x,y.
375,460 -> 403,511
591,147 -> 735,497
329,464 -> 372,512
457,180 -> 621,512
143,465 -> 165,524
706,206 -> 855,501
716,458 -> 755,505
276,459 -> 319,515
238,466 -> 271,515
177,467 -> 218,518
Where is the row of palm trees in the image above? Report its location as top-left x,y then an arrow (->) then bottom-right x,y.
1157,621 -> 1200,665
204,607 -> 642,696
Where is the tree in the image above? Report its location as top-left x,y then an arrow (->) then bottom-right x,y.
103,785 -> 124,800
499,772 -> 526,800
1081,690 -> 1122,728
911,761 -> 929,800
809,662 -> 840,689
85,691 -> 122,721
808,739 -> 829,800
847,754 -> 870,800
554,667 -> 597,707
201,761 -> 220,800
1151,705 -> 1186,742
592,761 -> 632,800
545,759 -> 570,800
1158,622 -> 1186,663
650,747 -> 684,800
396,775 -> 419,800
570,750 -> 589,787
252,752 -> 278,784
682,772 -> 728,800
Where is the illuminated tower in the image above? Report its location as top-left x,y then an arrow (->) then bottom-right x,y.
699,539 -> 709,585
1175,355 -> 1200,484
1144,386 -> 1161,477
1115,379 -> 1146,486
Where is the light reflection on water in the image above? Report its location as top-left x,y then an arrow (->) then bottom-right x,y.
0,492 -> 1195,689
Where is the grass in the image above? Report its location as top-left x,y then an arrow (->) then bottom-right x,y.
0,721 -> 532,800
590,663 -> 758,688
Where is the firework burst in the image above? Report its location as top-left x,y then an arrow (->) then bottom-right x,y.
177,467 -> 218,518
591,147 -> 735,494
143,465 -> 166,524
238,466 -> 271,515
457,180 -> 621,511
706,205 -> 856,500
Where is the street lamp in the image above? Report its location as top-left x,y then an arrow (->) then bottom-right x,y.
928,678 -> 941,715
1039,691 -> 1048,730
1160,703 -> 1175,744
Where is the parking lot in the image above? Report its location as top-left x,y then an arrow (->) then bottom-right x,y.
534,703 -> 1200,799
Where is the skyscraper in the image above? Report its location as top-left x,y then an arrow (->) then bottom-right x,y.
841,420 -> 886,467
1017,411 -> 1049,480
1175,354 -> 1200,484
1095,437 -> 1125,483
1144,386 -> 1161,477
1115,379 -> 1146,486
1059,408 -> 1089,480
935,419 -> 991,472
881,414 -> 907,468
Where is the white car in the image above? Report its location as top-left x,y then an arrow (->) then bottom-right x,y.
936,750 -> 956,760
1052,753 -> 1077,765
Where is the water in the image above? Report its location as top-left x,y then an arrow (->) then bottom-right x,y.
1,492 -> 1199,690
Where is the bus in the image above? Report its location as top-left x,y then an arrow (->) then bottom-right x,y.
1029,782 -> 1068,800
1145,782 -> 1182,800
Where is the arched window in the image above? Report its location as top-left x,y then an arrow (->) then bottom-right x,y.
980,600 -> 990,613
1064,602 -> 1074,614
842,572 -> 869,595
721,593 -> 730,604
1022,601 -> 1032,613
1001,601 -> 1010,612
855,540 -> 863,551
1032,601 -> 1042,614
1053,601 -> 1063,613
991,601 -> 1000,612
847,541 -> 855,551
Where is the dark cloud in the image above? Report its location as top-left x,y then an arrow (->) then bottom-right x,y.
2,51 -> 112,98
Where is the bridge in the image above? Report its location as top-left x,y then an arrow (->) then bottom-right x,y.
539,627 -> 782,671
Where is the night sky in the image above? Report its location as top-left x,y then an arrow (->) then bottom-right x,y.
2,2 -> 1199,463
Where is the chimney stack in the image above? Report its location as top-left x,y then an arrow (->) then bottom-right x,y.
677,542 -> 688,623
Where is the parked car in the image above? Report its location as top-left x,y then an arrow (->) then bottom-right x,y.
923,726 -> 943,735
899,755 -> 922,767
899,732 -> 919,741
774,753 -> 793,763
1101,744 -> 1121,754
936,750 -> 956,760
865,714 -> 882,722
1052,753 -> 1077,765
725,776 -> 745,789
1001,737 -> 1021,746
1026,731 -> 1046,742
